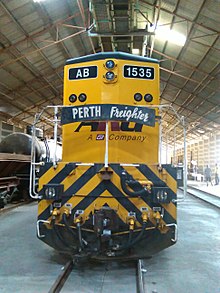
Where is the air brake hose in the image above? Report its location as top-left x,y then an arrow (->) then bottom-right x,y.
63,213 -> 77,237
112,222 -> 147,251
76,222 -> 84,251
128,222 -> 147,247
121,171 -> 167,197
62,213 -> 85,251
52,219 -> 75,251
120,171 -> 148,197
128,229 -> 133,244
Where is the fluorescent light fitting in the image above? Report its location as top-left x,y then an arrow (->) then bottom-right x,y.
132,48 -> 140,55
155,26 -> 186,46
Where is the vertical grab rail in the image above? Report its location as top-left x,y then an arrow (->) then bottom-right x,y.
166,132 -> 168,164
147,104 -> 187,202
53,106 -> 58,168
29,105 -> 62,199
173,126 -> 176,166
29,113 -> 40,199
158,108 -> 162,166
182,116 -> 187,202
104,121 -> 109,168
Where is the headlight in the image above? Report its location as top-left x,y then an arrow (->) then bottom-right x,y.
105,60 -> 115,69
105,71 -> 115,81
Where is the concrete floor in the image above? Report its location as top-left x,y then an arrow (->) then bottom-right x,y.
0,202 -> 69,293
0,192 -> 219,293
144,191 -> 220,293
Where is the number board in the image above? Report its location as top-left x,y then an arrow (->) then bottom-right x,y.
124,65 -> 154,80
69,66 -> 98,80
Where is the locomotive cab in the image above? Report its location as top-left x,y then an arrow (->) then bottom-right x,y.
36,52 -> 178,260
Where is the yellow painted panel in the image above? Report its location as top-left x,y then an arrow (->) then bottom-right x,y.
60,166 -> 90,192
38,163 -> 66,190
161,203 -> 177,220
148,164 -> 177,193
62,57 -> 160,165
38,199 -> 52,216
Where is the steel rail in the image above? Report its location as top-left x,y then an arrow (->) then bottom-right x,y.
187,185 -> 220,200
0,201 -> 32,215
136,259 -> 146,293
48,260 -> 74,293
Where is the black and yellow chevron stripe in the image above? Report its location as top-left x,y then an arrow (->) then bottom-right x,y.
38,162 -> 177,232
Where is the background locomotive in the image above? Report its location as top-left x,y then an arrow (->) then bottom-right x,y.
0,129 -> 61,208
35,52 -> 180,260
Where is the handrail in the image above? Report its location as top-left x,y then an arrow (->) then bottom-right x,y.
53,106 -> 58,168
146,104 -> 187,201
29,105 -> 63,199
29,104 -> 186,201
104,121 -> 109,168
29,113 -> 39,199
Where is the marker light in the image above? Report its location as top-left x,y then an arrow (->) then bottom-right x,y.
144,94 -> 153,102
105,71 -> 115,81
134,93 -> 143,102
45,187 -> 56,199
69,94 -> 77,103
78,93 -> 87,102
105,60 -> 115,69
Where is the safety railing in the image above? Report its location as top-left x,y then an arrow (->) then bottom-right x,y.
29,105 -> 63,199
151,104 -> 187,202
29,104 -> 187,201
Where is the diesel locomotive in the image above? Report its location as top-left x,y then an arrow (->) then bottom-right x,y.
35,52 -> 180,260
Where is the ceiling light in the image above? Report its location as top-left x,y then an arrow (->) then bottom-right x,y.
154,26 -> 186,46
33,0 -> 45,3
197,129 -> 205,134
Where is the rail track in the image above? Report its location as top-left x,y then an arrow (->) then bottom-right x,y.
182,185 -> 220,209
136,259 -> 146,293
0,200 -> 32,215
48,258 -> 146,293
48,260 -> 74,293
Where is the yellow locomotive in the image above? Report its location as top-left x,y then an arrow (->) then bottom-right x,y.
36,52 -> 179,260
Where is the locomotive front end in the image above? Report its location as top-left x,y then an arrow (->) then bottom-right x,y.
37,52 -> 178,260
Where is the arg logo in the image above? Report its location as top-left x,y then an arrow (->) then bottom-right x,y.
74,121 -> 143,132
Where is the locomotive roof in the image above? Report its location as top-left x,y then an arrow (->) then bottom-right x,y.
65,52 -> 159,65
